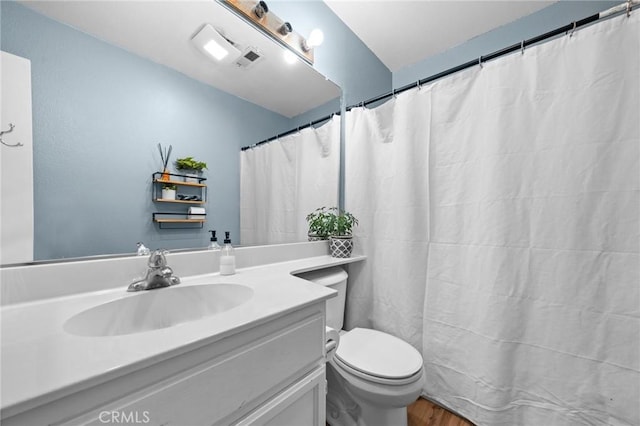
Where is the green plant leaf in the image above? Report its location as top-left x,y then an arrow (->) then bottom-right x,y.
175,156 -> 207,171
306,206 -> 358,237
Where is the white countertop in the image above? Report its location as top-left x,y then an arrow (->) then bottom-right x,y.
0,254 -> 365,417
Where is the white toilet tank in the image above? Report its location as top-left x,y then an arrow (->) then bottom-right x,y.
296,267 -> 348,330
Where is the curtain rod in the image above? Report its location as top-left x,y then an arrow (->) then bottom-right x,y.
347,0 -> 637,111
240,0 -> 636,151
240,113 -> 339,151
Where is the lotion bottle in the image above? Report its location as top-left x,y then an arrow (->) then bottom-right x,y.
207,230 -> 221,250
219,231 -> 236,275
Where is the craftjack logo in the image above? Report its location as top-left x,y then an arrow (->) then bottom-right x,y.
98,410 -> 151,424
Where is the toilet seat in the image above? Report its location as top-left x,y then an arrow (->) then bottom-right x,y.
335,328 -> 423,385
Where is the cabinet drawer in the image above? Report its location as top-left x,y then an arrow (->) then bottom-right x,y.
235,366 -> 326,426
66,313 -> 324,426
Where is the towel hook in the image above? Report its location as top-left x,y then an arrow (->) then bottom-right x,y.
0,123 -> 23,148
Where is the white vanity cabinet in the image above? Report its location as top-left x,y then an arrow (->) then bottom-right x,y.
2,303 -> 327,426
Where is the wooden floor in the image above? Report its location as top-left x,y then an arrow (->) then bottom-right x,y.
408,398 -> 474,426
326,397 -> 474,426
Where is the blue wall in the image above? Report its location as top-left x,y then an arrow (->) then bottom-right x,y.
393,0 -> 621,89
4,0 -> 617,260
1,2 -> 293,260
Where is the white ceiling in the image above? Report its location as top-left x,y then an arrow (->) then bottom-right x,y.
324,0 -> 555,72
19,1 -> 341,118
20,0 -> 557,116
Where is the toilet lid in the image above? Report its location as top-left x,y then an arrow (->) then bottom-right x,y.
335,328 -> 423,380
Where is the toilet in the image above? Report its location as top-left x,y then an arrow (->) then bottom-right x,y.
297,267 -> 425,426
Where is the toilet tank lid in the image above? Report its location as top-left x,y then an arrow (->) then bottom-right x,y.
295,266 -> 347,287
336,328 -> 423,379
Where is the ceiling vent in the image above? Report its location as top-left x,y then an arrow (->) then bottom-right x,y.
235,47 -> 264,69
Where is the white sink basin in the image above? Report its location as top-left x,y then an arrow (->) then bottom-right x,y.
64,284 -> 254,337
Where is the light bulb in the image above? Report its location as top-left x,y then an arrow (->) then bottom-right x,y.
283,50 -> 297,64
307,29 -> 324,48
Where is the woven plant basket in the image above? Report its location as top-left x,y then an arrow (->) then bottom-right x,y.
329,236 -> 353,258
308,233 -> 327,242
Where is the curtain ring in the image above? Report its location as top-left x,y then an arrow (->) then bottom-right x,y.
392,89 -> 397,99
570,21 -> 577,37
521,40 -> 525,55
627,0 -> 632,17
478,56 -> 483,68
417,80 -> 422,91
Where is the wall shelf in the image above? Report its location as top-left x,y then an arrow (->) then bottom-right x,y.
152,171 -> 206,184
153,198 -> 205,205
152,178 -> 206,188
154,219 -> 206,223
153,212 -> 206,228
152,172 -> 207,228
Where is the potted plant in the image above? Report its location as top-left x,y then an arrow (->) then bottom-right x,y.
307,207 -> 359,257
306,207 -> 332,241
161,183 -> 177,200
175,156 -> 207,182
327,208 -> 358,258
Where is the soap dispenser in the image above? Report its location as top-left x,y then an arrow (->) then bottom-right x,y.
208,230 -> 221,250
219,231 -> 236,276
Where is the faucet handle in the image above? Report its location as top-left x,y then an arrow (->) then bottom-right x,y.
148,249 -> 168,268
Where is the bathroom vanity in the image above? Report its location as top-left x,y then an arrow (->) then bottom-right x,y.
0,242 -> 365,425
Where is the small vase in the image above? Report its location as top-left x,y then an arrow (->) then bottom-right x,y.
329,236 -> 353,258
161,168 -> 170,181
161,189 -> 176,200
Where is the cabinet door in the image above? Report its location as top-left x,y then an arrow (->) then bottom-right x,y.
234,366 -> 326,426
1,51 -> 34,264
61,313 -> 324,426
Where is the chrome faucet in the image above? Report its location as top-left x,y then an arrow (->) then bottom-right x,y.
128,249 -> 181,292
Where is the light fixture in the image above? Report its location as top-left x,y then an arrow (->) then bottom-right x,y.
302,29 -> 324,52
283,50 -> 297,65
191,24 -> 241,63
278,22 -> 292,36
253,1 -> 269,19
219,0 -> 315,65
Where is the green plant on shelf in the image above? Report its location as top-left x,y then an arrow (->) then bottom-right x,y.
306,207 -> 333,239
306,207 -> 359,238
326,207 -> 358,237
175,157 -> 207,172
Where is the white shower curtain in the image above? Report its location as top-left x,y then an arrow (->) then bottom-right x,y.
344,89 -> 432,351
240,116 -> 340,245
345,12 -> 639,426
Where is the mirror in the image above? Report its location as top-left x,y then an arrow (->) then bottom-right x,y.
0,0 -> 341,264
